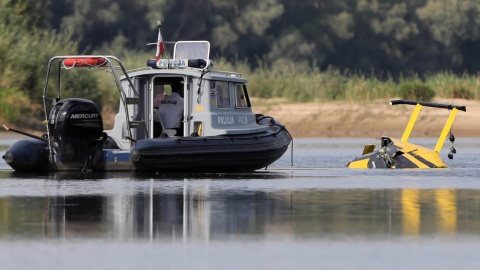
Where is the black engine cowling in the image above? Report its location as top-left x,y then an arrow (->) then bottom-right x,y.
49,98 -> 103,138
48,98 -> 106,171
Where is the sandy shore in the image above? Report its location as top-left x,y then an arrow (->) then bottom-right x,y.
252,98 -> 480,139
1,98 -> 478,140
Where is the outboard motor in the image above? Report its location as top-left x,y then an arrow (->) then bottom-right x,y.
48,98 -> 106,171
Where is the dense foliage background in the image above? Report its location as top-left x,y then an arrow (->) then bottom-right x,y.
45,0 -> 480,75
1,0 -> 480,128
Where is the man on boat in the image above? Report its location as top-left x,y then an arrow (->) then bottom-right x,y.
153,84 -> 165,109
157,82 -> 184,136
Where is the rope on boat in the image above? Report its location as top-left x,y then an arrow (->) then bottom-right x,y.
285,128 -> 294,167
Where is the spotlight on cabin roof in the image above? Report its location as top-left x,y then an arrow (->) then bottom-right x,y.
147,58 -> 212,69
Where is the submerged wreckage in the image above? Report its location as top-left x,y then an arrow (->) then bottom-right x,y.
347,100 -> 466,169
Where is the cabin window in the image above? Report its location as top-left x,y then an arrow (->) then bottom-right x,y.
216,82 -> 230,109
235,84 -> 250,108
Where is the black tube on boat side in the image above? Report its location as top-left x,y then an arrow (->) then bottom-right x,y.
389,100 -> 466,112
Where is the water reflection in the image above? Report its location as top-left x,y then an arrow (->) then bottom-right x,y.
401,189 -> 458,235
1,177 -> 480,240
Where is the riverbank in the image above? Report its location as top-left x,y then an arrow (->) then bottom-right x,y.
1,98 -> 478,140
252,98 -> 480,138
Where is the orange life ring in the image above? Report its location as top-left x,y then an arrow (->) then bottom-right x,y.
63,58 -> 107,67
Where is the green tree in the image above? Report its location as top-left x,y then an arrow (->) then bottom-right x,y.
0,0 -> 100,127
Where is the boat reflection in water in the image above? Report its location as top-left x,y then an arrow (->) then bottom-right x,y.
0,176 -> 478,240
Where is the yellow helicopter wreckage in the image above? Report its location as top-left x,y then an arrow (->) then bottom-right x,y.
347,100 -> 466,169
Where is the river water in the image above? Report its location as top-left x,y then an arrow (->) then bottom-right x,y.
1,136 -> 480,269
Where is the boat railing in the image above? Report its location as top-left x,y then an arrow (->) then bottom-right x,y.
210,70 -> 242,78
120,66 -> 153,73
42,55 -> 147,154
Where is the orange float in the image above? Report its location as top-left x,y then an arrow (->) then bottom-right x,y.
63,57 -> 107,67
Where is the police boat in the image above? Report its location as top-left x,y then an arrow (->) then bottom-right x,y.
347,100 -> 466,169
2,23 -> 292,173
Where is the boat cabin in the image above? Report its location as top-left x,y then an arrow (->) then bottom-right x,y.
106,41 -> 268,150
